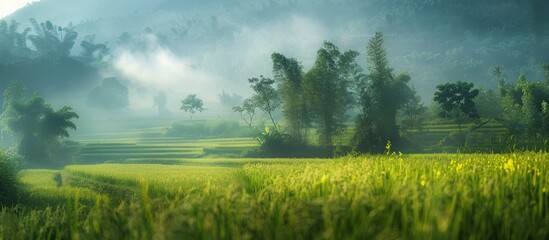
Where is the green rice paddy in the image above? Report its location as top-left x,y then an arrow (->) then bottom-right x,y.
4,152 -> 547,239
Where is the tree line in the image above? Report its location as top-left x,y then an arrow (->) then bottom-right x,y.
232,32 -> 549,154
2,22 -> 549,164
230,32 -> 415,153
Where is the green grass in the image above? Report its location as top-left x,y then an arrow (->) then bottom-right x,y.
63,164 -> 238,199
3,152 -> 548,239
18,169 -> 103,208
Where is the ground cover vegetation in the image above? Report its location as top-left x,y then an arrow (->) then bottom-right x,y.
0,152 -> 547,239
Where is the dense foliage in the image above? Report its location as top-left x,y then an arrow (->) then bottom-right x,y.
87,77 -> 129,111
499,74 -> 549,136
247,76 -> 280,127
1,84 -> 79,165
434,81 -> 480,132
180,94 -> 205,120
303,42 -> 358,148
354,33 -> 414,152
271,53 -> 307,142
0,151 -> 21,206
0,19 -> 99,107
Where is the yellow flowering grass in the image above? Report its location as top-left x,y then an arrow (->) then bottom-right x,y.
3,152 -> 548,239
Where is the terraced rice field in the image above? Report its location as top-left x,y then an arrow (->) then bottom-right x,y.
403,120 -> 512,152
71,119 -> 258,164
77,137 -> 257,163
70,118 -> 517,166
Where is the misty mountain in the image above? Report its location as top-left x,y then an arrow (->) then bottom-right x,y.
3,0 -> 549,105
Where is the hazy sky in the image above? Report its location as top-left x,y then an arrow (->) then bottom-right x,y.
0,0 -> 38,19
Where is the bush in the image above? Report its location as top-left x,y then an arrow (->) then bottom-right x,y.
256,126 -> 288,154
0,151 -> 22,206
249,127 -> 334,158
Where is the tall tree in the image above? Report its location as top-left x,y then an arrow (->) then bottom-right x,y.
499,74 -> 549,136
28,18 -> 78,58
271,52 -> 306,142
248,76 -> 280,127
433,81 -> 480,132
354,32 -> 413,152
303,42 -> 358,147
490,65 -> 506,93
233,98 -> 256,128
3,94 -> 78,164
397,85 -> 427,134
180,94 -> 205,120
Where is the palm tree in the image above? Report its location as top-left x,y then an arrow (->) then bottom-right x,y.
28,18 -> 78,58
5,94 -> 78,163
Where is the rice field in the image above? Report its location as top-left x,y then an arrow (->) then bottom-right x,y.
77,137 -> 258,163
3,152 -> 548,239
70,119 -> 510,168
69,118 -> 518,166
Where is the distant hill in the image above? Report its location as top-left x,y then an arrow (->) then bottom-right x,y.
3,0 -> 549,102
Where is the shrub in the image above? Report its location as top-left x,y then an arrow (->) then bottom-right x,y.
250,127 -> 333,158
0,151 -> 21,206
256,126 -> 288,155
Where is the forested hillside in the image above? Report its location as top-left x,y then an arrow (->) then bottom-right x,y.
2,0 -> 547,103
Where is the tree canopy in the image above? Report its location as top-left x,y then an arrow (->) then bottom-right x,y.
434,81 -> 480,119
271,52 -> 306,142
434,81 -> 480,131
353,32 -> 414,152
233,98 -> 256,128
248,76 -> 280,127
1,91 -> 78,165
87,77 -> 129,111
303,42 -> 358,147
28,18 -> 78,59
181,94 -> 205,120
